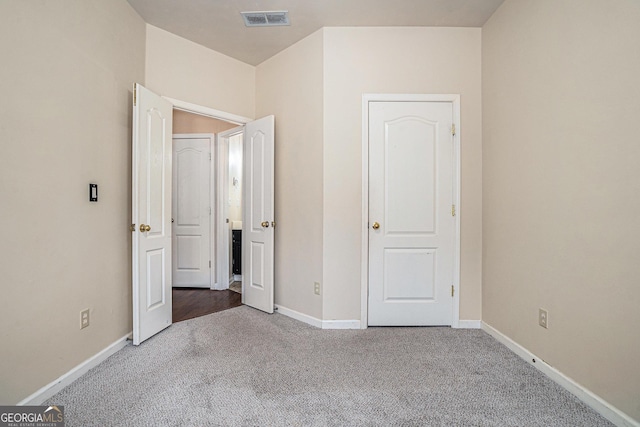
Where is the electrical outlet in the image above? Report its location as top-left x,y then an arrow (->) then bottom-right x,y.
538,308 -> 548,329
80,309 -> 90,329
314,282 -> 321,295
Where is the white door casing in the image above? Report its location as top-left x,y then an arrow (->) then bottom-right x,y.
242,116 -> 275,313
366,97 -> 459,326
216,126 -> 244,291
172,135 -> 212,289
132,83 -> 173,345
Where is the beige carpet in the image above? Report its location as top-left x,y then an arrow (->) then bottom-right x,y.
46,306 -> 612,426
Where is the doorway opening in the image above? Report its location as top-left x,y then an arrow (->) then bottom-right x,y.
171,109 -> 243,322
132,85 -> 275,344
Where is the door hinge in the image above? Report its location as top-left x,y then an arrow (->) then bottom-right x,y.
209,260 -> 211,268
451,204 -> 456,217
209,152 -> 212,161
133,85 -> 137,106
452,123 -> 456,136
451,285 -> 455,297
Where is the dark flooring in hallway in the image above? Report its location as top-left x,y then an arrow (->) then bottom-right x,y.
172,288 -> 242,322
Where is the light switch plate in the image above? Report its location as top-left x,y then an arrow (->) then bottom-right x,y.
89,184 -> 98,202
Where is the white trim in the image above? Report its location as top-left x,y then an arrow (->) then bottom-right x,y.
18,334 -> 130,405
456,320 -> 481,329
275,304 -> 322,329
210,133 -> 216,290
131,84 -> 141,344
275,305 -> 362,330
234,274 -> 242,282
164,97 -> 252,125
216,126 -> 245,291
217,128 -> 231,291
321,319 -> 361,330
482,322 -> 639,427
451,97 -> 461,328
360,95 -> 369,329
361,94 -> 462,329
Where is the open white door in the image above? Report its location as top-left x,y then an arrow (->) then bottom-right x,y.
132,83 -> 173,345
242,116 -> 275,313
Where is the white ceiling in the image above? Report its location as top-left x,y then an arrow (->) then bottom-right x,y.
126,0 -> 505,66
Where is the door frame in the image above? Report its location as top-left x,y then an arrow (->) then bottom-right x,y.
360,93 -> 461,329
166,97 -> 251,126
216,126 -> 245,291
171,133 -> 216,289
162,97 -> 251,291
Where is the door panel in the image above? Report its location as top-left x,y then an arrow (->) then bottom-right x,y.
383,248 -> 436,300
147,249 -> 165,308
385,117 -> 437,234
249,133 -> 265,231
172,136 -> 211,288
242,116 -> 274,314
368,101 -> 454,326
250,242 -> 264,289
132,83 -> 173,345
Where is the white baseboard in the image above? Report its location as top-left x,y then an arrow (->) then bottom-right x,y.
233,274 -> 242,282
18,334 -> 130,406
274,305 -> 322,328
482,322 -> 639,427
321,319 -> 361,329
274,305 -> 361,330
456,320 -> 482,329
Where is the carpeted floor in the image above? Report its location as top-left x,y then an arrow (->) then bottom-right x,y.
46,306 -> 612,426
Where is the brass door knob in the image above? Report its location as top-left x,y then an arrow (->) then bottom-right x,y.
372,222 -> 380,230
261,221 -> 270,228
140,224 -> 151,232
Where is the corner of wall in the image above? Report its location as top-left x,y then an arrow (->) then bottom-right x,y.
255,27 -> 324,321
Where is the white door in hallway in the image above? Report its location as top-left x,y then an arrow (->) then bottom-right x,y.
132,83 -> 173,345
368,101 -> 455,326
172,135 -> 212,288
242,116 -> 275,314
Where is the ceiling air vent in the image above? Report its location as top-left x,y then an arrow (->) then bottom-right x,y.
241,11 -> 290,27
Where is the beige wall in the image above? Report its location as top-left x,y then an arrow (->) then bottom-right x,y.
482,0 -> 640,420
145,25 -> 255,120
256,30 -> 324,319
322,27 -> 483,321
0,0 -> 145,404
173,109 -> 237,134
